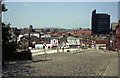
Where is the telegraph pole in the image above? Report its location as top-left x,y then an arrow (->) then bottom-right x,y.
62,42 -> 64,52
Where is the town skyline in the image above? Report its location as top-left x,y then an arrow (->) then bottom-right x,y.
3,2 -> 118,29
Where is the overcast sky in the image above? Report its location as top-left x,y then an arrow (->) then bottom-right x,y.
3,2 -> 118,29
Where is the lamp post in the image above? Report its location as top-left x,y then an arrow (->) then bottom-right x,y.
28,33 -> 31,51
62,42 -> 64,53
43,42 -> 47,60
76,41 -> 77,52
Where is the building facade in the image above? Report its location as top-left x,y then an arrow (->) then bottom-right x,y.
116,21 -> 120,51
67,36 -> 80,47
72,30 -> 92,36
92,10 -> 110,34
110,23 -> 118,50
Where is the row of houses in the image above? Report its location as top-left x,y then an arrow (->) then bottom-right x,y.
9,23 -> 120,51
12,24 -> 120,51
9,25 -> 92,50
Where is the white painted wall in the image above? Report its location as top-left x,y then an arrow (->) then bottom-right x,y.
67,36 -> 80,45
35,44 -> 43,49
35,44 -> 53,49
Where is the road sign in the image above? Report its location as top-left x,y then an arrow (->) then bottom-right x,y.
43,42 -> 47,46
43,42 -> 47,60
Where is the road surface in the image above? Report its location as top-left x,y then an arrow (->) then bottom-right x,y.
2,48 -> 118,77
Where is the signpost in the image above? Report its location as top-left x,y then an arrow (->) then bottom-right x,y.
43,42 -> 47,60
117,42 -> 119,52
62,42 -> 64,52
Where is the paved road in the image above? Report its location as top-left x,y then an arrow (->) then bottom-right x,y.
2,48 -> 118,76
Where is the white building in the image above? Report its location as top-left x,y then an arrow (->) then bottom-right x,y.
67,36 -> 80,46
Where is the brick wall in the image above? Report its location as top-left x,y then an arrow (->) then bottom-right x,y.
95,40 -> 107,44
72,30 -> 92,36
116,22 -> 120,50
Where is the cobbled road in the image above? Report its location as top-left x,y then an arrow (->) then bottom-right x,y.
2,48 -> 118,76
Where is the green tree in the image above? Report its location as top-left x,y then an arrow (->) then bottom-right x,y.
2,3 -> 8,12
2,23 -> 18,61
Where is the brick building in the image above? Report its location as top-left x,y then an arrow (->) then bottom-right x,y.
90,35 -> 107,49
110,23 -> 119,50
116,21 -> 120,51
72,30 -> 92,36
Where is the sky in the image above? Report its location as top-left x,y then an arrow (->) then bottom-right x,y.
3,0 -> 120,2
3,2 -> 118,29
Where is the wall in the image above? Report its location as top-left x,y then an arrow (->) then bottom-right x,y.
95,40 -> 107,44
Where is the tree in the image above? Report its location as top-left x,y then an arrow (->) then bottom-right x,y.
2,4 -> 8,12
2,23 -> 18,61
1,3 -> 8,65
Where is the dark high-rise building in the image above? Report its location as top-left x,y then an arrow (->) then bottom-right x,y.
92,10 -> 110,34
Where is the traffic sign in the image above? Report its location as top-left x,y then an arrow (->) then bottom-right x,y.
43,42 -> 47,46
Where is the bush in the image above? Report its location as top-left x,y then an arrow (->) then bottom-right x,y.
5,50 -> 32,61
14,51 -> 32,60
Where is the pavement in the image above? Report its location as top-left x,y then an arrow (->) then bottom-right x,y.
103,51 -> 118,76
2,48 -> 118,77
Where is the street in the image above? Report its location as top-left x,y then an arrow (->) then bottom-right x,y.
2,48 -> 118,76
